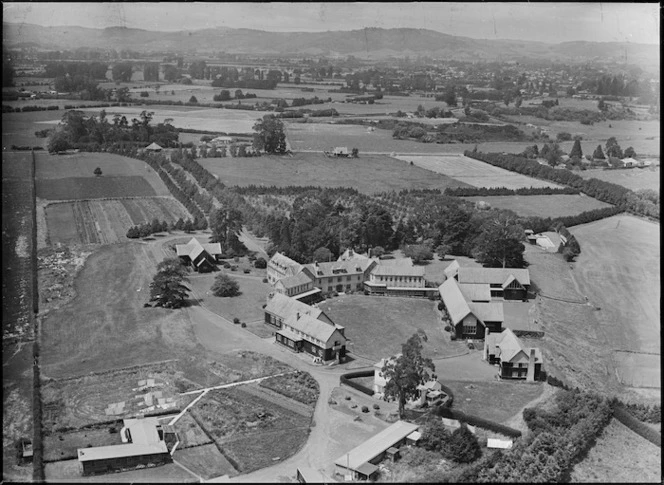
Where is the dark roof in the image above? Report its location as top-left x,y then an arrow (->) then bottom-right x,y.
458,267 -> 530,286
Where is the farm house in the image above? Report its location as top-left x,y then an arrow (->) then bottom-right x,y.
264,292 -> 334,329
175,237 -> 221,272
77,418 -> 175,476
483,328 -> 543,381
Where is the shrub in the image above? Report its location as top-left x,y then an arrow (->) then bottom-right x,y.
556,132 -> 573,142
373,404 -> 380,410
233,317 -> 240,324
243,268 -> 250,274
254,257 -> 267,268
345,396 -> 351,400
241,322 -> 247,328
362,406 -> 369,413
444,325 -> 451,332
450,334 -> 457,341
211,273 -> 240,297
437,301 -> 444,311
262,278 -> 268,283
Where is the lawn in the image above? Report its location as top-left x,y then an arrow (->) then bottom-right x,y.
323,295 -> 462,361
199,151 -> 470,194
460,194 -> 613,218
188,272 -> 270,324
45,198 -> 191,245
570,419 -> 662,483
173,444 -> 238,480
35,152 -> 173,196
578,166 -> 660,192
39,242 -> 198,379
36,176 -> 157,200
443,380 -> 545,424
502,301 -> 537,331
395,154 -> 562,189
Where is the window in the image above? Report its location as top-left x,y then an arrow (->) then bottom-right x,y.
346,275 -> 351,281
337,277 -> 342,283
463,324 -> 476,335
328,286 -> 333,292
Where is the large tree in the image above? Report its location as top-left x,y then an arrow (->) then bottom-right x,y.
111,62 -> 133,83
542,142 -> 563,167
592,144 -> 606,160
149,258 -> 190,308
472,215 -> 526,268
382,333 -> 435,419
569,138 -> 583,159
252,115 -> 287,154
211,273 -> 241,297
605,137 -> 623,159
209,207 -> 243,252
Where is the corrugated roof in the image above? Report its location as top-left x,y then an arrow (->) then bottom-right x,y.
175,238 -> 220,260
468,302 -> 504,323
443,260 -> 460,280
334,421 -> 419,471
269,252 -> 303,274
202,242 -> 221,255
77,442 -> 168,462
276,327 -> 303,342
303,260 -> 369,278
278,272 -> 313,289
264,293 -> 331,324
458,283 -> 492,302
438,279 -> 471,325
371,258 -> 425,277
458,267 -> 530,286
283,312 -> 344,344
123,418 -> 162,445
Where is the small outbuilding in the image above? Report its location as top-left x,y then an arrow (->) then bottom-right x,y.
145,142 -> 163,152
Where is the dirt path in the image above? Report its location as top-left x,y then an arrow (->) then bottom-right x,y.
238,228 -> 269,259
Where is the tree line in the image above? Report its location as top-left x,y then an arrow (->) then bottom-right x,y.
464,150 -> 659,220
444,186 -> 580,197
126,216 -> 208,238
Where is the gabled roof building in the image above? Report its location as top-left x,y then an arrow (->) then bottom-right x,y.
438,278 -> 503,339
484,328 -> 543,381
175,237 -> 221,272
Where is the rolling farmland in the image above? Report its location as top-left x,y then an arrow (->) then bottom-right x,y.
45,197 -> 191,245
396,154 -> 562,189
578,167 -> 660,192
461,194 -> 613,218
37,176 -> 157,200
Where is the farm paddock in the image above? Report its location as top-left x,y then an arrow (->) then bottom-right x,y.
36,176 -> 157,200
395,154 -> 562,189
44,197 -> 191,245
35,151 -> 173,196
199,152 -> 469,194
578,166 -> 660,192
461,194 -> 613,218
44,460 -> 197,482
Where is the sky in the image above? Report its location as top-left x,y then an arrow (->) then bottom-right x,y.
2,2 -> 660,45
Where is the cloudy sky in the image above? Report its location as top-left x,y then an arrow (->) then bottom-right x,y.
3,2 -> 660,44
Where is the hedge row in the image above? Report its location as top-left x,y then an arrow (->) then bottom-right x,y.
339,370 -> 374,396
433,405 -> 522,438
613,405 -> 661,447
3,104 -> 60,113
445,186 -> 580,197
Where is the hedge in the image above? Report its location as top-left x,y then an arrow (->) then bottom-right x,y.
613,405 -> 661,447
340,370 -> 374,396
513,330 -> 545,339
433,405 -> 522,438
445,186 -> 580,197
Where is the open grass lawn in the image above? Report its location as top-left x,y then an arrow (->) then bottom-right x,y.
39,242 -> 199,379
2,110 -> 59,149
570,419 -> 662,483
578,166 -> 660,192
444,380 -> 544,424
222,428 -> 310,474
323,295 -> 461,361
200,151 -> 469,194
570,215 -> 660,389
36,151 -> 168,190
173,444 -> 238,480
395,154 -> 562,189
44,460 -> 198,482
188,272 -> 270,324
502,301 -> 537,331
36,176 -> 157,200
461,194 -> 613,218
45,198 -> 190,245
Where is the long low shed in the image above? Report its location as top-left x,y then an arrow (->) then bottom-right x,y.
334,420 -> 419,480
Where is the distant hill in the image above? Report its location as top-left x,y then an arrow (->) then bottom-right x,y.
3,23 -> 659,65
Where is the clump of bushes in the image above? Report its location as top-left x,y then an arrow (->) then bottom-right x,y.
361,406 -> 369,413
233,317 -> 240,324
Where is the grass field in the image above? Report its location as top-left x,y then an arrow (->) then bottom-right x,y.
37,176 -> 157,200
578,166 -> 660,192
570,215 -> 660,389
44,460 -> 198,482
2,110 -> 60,149
323,295 -> 463,361
199,151 -> 470,194
45,197 -> 191,245
461,194 -> 613,218
395,154 -> 562,189
443,380 -> 544,424
35,152 -> 172,195
173,444 -> 238,480
570,418 -> 662,483
188,273 -> 270,324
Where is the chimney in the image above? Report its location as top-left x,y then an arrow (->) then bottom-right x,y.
526,348 -> 536,382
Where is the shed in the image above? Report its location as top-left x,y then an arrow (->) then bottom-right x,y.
145,142 -> 163,152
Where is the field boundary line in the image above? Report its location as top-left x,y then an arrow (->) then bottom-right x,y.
43,195 -> 180,206
41,358 -> 180,382
613,349 -> 660,356
537,292 -> 587,304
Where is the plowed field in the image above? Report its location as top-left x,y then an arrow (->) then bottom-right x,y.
45,197 -> 191,245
